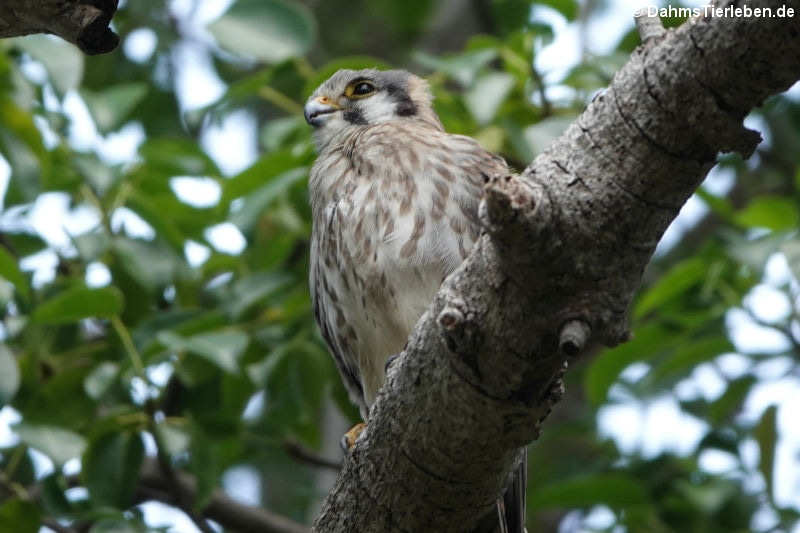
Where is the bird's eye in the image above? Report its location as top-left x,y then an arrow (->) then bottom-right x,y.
346,81 -> 376,98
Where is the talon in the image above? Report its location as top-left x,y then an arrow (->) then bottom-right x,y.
384,354 -> 400,372
340,422 -> 366,452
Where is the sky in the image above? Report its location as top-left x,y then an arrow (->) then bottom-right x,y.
0,0 -> 798,531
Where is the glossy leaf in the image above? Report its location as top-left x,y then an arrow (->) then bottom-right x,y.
13,35 -> 83,95
0,246 -> 28,299
530,473 -> 648,509
585,324 -> 676,405
755,405 -> 777,502
635,257 -> 707,318
0,345 -> 20,405
209,0 -> 316,63
84,362 -> 120,400
159,330 -> 250,373
84,431 -> 145,508
81,83 -> 149,133
15,423 -> 87,467
735,196 -> 800,231
32,286 -> 124,324
0,499 -> 40,533
414,48 -> 498,86
464,72 -> 515,125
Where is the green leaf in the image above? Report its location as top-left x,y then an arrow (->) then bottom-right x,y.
209,0 -> 316,63
0,346 -> 20,406
112,238 -> 186,291
84,362 -> 120,400
538,0 -> 579,20
585,324 -> 674,405
414,48 -> 498,86
464,72 -> 515,125
0,499 -> 40,533
138,137 -> 221,178
261,115 -> 306,152
32,285 -> 124,324
530,473 -> 648,509
674,478 -> 738,514
735,196 -> 800,231
649,336 -> 733,384
81,83 -> 149,134
13,35 -> 84,95
224,272 -> 293,318
15,423 -> 87,467
83,432 -> 145,508
40,474 -> 73,516
0,97 -> 50,200
522,115 -> 575,157
755,405 -> 777,502
156,421 -> 191,457
0,246 -> 28,299
708,376 -> 756,424
230,167 -> 308,232
158,330 -> 250,373
222,150 -> 305,203
635,257 -> 708,318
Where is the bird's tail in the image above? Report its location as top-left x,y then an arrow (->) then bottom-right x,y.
499,447 -> 527,533
471,448 -> 527,533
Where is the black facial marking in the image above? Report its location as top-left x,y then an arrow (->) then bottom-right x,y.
386,82 -> 417,117
344,108 -> 367,125
396,96 -> 417,117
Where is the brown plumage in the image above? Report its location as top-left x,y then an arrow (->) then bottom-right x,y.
305,68 -> 524,533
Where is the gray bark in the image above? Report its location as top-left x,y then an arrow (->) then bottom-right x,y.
314,2 -> 800,532
0,0 -> 118,54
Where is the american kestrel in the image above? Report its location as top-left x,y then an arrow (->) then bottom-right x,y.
305,68 -> 525,533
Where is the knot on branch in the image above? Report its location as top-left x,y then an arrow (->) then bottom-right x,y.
634,9 -> 666,44
479,174 -> 539,235
76,2 -> 119,55
559,319 -> 591,356
437,299 -> 481,357
0,1 -> 120,54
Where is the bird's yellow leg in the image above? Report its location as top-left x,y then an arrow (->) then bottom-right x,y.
340,422 -> 367,451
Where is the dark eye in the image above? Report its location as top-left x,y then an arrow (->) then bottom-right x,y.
350,81 -> 375,97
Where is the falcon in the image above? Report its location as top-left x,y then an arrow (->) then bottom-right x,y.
305,68 -> 525,533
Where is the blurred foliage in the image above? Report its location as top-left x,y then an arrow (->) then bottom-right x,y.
0,0 -> 798,531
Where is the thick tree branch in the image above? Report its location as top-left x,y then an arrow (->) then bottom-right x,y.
314,3 -> 800,532
0,0 -> 118,54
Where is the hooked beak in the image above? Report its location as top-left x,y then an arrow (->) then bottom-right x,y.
304,96 -> 340,127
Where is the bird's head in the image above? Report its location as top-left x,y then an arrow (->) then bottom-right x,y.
304,68 -> 443,149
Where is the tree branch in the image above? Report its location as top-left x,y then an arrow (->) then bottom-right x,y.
284,439 -> 343,471
0,0 -> 119,54
314,3 -> 800,532
136,458 -> 310,533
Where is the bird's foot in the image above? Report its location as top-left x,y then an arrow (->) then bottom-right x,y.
340,422 -> 366,452
384,353 -> 400,372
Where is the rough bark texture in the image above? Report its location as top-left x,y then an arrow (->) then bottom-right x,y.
0,0 -> 118,54
314,3 -> 800,532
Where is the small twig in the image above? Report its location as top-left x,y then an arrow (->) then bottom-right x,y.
136,458 -> 309,533
110,316 -> 145,377
283,439 -> 342,471
258,86 -> 304,115
148,422 -> 216,533
530,66 -> 552,118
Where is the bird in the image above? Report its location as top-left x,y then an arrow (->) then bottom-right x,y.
305,68 -> 525,533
